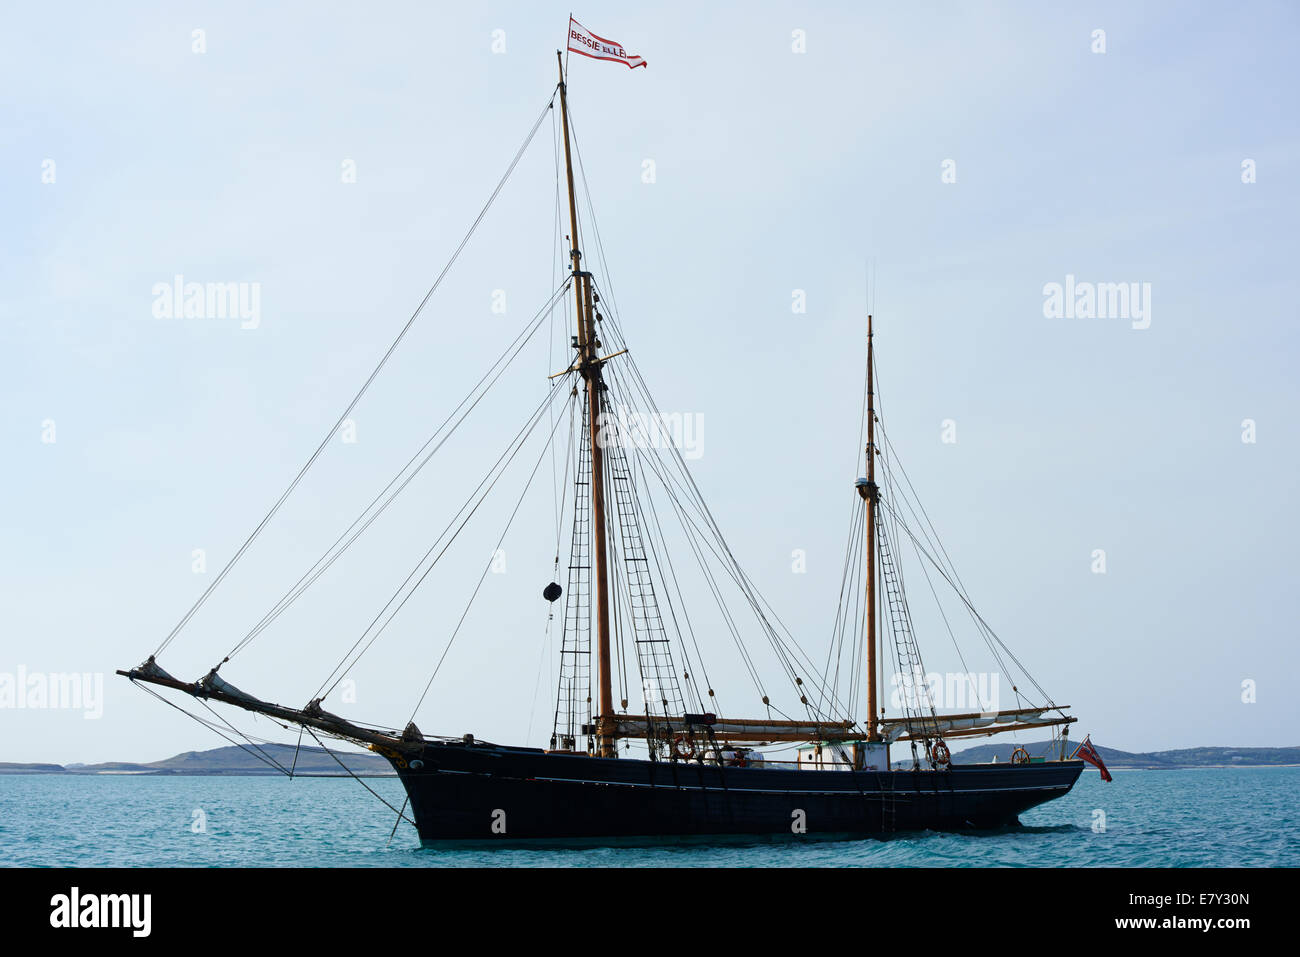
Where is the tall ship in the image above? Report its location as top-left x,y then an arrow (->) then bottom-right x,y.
121,34 -> 1091,843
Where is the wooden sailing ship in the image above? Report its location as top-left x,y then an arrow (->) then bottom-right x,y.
120,52 -> 1085,843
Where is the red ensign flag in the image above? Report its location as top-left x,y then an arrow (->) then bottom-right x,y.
1072,735 -> 1113,782
567,18 -> 647,69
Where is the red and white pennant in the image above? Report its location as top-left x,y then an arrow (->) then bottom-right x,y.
567,17 -> 647,70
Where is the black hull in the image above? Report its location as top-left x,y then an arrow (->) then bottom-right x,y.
392,740 -> 1084,843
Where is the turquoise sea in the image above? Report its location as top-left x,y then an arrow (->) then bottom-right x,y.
2,767 -> 1295,867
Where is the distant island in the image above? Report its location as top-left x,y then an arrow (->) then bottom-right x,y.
0,744 -> 392,776
919,741 -> 1300,770
2,741 -> 1297,775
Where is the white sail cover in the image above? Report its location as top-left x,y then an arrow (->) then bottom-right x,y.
879,708 -> 1057,741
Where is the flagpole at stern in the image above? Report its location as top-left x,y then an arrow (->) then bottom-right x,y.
564,15 -> 571,75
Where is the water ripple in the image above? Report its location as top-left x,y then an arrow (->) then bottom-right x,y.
1,767 -> 1295,867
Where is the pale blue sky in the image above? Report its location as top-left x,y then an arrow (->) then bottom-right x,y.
3,2 -> 1298,764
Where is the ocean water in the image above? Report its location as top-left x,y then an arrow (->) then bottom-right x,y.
1,767 -> 1295,867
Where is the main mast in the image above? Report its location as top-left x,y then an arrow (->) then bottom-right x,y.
557,53 -> 617,757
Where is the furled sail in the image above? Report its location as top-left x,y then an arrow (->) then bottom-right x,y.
879,706 -> 1074,742
609,715 -> 858,743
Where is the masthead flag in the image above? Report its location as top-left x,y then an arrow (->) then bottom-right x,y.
567,18 -> 647,70
1071,735 -> 1113,782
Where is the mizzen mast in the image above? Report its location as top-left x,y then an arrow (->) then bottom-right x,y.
861,315 -> 881,741
557,52 -> 616,758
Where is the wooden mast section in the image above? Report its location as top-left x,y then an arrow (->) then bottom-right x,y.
862,315 -> 880,741
557,53 -> 617,758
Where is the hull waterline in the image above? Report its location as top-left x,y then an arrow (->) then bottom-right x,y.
392,740 -> 1085,844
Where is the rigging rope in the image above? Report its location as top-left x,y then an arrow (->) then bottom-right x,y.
223,281 -> 571,663
154,89 -> 559,660
872,372 -> 1051,706
567,102 -> 856,725
131,681 -> 293,776
303,726 -> 417,828
598,339 -> 853,721
407,379 -> 579,719
316,372 -> 576,699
